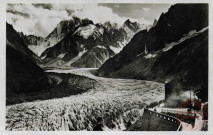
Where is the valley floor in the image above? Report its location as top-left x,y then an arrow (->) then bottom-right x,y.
6,68 -> 164,131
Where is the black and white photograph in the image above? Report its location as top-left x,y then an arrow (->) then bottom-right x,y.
5,2 -> 209,132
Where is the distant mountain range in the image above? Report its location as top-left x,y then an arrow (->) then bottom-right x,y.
18,17 -> 149,68
97,4 -> 208,102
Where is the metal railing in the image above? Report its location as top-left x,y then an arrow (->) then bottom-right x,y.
144,109 -> 183,131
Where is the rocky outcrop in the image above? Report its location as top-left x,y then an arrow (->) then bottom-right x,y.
124,19 -> 140,32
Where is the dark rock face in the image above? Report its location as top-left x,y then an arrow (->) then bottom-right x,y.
40,18 -> 141,68
6,46 -> 48,95
149,4 -> 208,51
163,31 -> 208,102
6,23 -> 49,97
124,19 -> 140,32
98,4 -> 208,102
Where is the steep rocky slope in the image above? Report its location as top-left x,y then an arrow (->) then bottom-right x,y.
6,23 -> 49,97
97,4 -> 208,101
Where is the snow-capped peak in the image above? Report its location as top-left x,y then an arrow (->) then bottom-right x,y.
75,24 -> 96,39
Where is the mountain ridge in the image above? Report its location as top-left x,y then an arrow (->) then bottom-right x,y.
39,17 -> 145,68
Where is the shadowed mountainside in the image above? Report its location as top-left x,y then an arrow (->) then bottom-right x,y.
97,4 -> 208,102
6,23 -> 49,98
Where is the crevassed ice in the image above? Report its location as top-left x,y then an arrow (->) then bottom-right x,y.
7,69 -> 164,131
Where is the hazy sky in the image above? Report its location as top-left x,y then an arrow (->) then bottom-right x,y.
7,3 -> 172,37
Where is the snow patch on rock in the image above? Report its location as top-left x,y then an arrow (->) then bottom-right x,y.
75,24 -> 96,39
40,54 -> 47,60
163,27 -> 208,52
58,53 -> 66,58
137,52 -> 143,57
109,46 -> 122,54
96,45 -> 107,49
144,53 -> 157,59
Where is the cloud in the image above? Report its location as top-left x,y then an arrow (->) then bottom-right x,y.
72,4 -> 128,26
7,4 -> 72,37
142,8 -> 151,12
7,4 -> 151,37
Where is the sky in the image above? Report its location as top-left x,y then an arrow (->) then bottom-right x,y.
7,3 -> 172,37
99,4 -> 171,22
